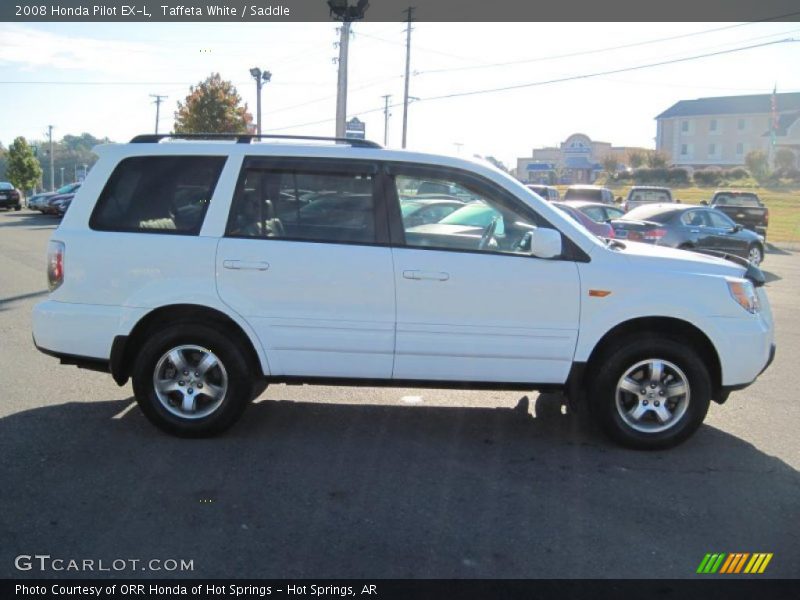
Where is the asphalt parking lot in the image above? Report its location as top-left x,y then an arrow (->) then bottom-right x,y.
1,208 -> 798,579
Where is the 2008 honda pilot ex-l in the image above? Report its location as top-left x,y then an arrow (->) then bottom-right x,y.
32,134 -> 775,449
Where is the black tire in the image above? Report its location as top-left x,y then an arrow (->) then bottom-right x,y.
131,323 -> 253,437
14,205 -> 21,211
747,243 -> 764,267
250,380 -> 269,401
587,335 -> 711,450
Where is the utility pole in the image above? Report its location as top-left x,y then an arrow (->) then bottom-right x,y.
60,167 -> 65,187
329,0 -> 368,138
150,94 -> 167,134
381,94 -> 391,146
401,6 -> 415,149
47,125 -> 54,192
249,68 -> 272,135
335,21 -> 351,138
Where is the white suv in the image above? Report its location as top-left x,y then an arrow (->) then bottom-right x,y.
32,134 -> 775,449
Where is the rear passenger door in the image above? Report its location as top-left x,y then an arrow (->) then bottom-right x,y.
216,157 -> 396,379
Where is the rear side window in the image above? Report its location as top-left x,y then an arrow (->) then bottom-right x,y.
226,162 -> 378,244
90,156 -> 226,234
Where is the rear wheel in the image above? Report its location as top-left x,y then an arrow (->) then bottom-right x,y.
132,324 -> 253,437
588,336 -> 711,449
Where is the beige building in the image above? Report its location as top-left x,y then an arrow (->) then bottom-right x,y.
515,133 -> 648,184
656,92 -> 800,168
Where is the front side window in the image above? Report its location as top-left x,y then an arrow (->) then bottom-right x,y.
227,162 -> 377,244
707,210 -> 734,229
90,156 -> 225,234
392,170 -> 548,256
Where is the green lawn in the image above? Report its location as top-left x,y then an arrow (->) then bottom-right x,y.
555,184 -> 800,243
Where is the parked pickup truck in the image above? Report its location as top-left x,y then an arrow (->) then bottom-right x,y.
707,191 -> 768,240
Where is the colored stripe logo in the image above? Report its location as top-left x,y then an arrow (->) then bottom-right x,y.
697,553 -> 773,574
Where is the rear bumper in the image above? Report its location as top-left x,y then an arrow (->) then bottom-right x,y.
32,300 -> 122,361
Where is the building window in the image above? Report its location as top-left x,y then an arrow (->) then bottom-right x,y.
680,144 -> 689,156
708,143 -> 717,156
736,142 -> 744,155
681,120 -> 689,133
738,118 -> 746,130
710,119 -> 718,132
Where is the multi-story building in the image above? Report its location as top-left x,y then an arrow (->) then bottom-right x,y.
515,133 -> 648,184
655,92 -> 800,168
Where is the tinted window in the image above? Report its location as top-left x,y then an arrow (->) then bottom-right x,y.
90,156 -> 225,234
713,194 -> 760,207
227,165 -> 376,244
580,205 -> 608,223
0,182 -> 14,190
680,210 -> 708,227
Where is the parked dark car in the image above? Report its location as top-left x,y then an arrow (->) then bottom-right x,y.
552,202 -> 614,239
564,184 -> 615,204
0,182 -> 22,211
525,184 -> 560,202
624,186 -> 675,212
561,200 -> 625,224
707,190 -> 768,240
611,204 -> 765,265
400,198 -> 465,227
28,183 -> 81,212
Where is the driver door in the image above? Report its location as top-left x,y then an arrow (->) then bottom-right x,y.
386,165 -> 581,384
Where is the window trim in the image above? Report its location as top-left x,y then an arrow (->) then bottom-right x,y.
89,155 -> 227,236
381,161 -> 589,262
224,156 -> 390,247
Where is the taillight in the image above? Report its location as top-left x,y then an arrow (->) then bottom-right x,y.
643,228 -> 667,242
47,240 -> 65,291
627,231 -> 643,241
764,208 -> 769,225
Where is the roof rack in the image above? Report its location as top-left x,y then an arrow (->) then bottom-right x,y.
129,133 -> 382,148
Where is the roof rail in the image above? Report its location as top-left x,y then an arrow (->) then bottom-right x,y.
129,133 -> 382,148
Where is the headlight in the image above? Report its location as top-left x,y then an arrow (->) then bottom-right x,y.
727,279 -> 760,314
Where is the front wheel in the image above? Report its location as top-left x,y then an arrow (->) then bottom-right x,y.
132,324 -> 254,437
747,243 -> 763,266
588,337 -> 711,449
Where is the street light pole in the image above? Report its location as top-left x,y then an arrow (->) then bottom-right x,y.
328,1 -> 369,138
249,68 -> 272,135
60,167 -> 65,187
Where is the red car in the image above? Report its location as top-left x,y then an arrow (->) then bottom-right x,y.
552,201 -> 614,238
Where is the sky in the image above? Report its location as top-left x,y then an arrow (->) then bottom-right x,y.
0,21 -> 798,166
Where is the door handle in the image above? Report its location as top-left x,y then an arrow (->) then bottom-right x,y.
403,270 -> 449,281
223,260 -> 270,271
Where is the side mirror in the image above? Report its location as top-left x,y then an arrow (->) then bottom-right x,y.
733,224 -> 743,233
700,200 -> 708,206
615,196 -> 623,204
530,228 -> 562,259
676,198 -> 682,203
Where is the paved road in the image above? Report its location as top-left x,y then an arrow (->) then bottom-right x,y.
1,209 -> 798,579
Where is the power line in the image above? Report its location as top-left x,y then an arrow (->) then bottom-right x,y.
415,17 -> 800,76
269,37 -> 799,133
419,38 -> 799,103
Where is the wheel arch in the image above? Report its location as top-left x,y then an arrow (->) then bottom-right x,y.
574,316 -> 724,405
110,304 -> 267,386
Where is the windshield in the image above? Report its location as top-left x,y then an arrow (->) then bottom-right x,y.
628,189 -> 671,203
56,183 -> 80,194
713,194 -> 760,207
400,202 -> 422,217
439,203 -> 499,227
564,188 -> 602,202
